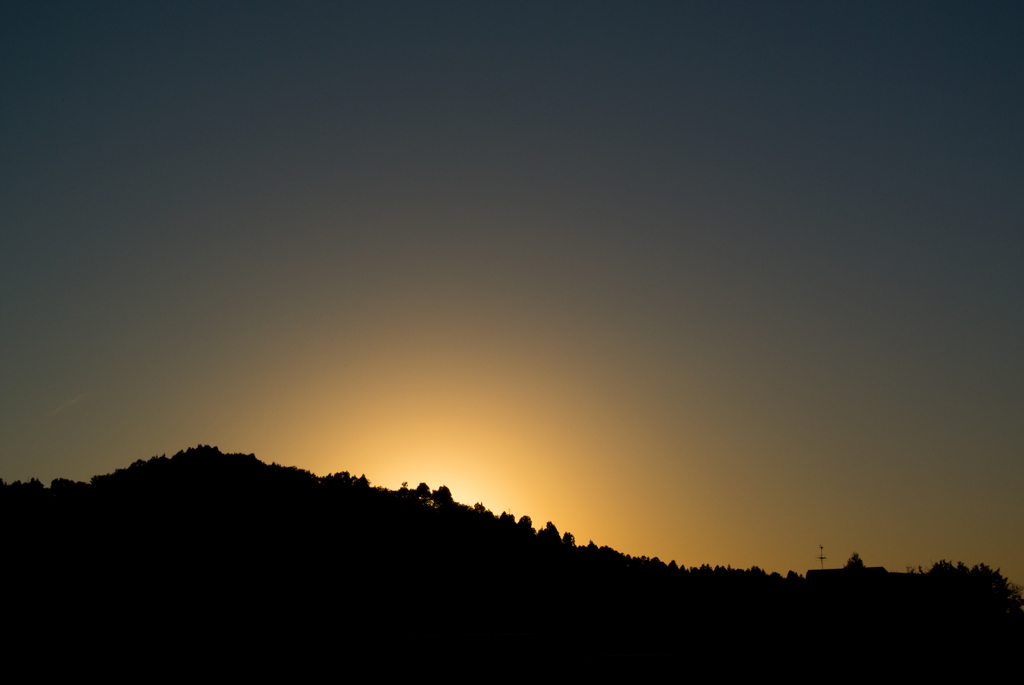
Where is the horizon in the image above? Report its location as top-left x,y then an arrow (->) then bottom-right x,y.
3,442 -> 1014,582
3,3 -> 1022,584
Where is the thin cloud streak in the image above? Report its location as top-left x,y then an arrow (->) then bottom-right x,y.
48,395 -> 84,417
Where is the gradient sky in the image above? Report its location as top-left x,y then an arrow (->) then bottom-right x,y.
3,2 -> 1022,580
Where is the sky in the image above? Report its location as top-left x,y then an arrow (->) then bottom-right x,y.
2,2 -> 1023,580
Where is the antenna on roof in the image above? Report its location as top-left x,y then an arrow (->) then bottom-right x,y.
816,545 -> 827,570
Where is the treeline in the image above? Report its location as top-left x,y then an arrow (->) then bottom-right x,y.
3,445 -> 1021,662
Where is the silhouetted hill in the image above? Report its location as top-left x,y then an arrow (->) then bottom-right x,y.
3,446 -> 1021,668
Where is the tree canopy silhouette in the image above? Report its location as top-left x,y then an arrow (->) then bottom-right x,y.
845,552 -> 865,569
2,445 -> 1020,665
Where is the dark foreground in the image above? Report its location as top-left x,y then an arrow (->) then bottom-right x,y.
5,446 -> 1021,670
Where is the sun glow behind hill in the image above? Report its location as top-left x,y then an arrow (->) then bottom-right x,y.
197,314 -> 721,566
2,3 -> 1023,583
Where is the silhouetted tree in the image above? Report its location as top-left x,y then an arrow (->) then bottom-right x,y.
414,482 -> 431,505
926,560 -> 1024,616
432,485 -> 454,508
537,521 -> 561,546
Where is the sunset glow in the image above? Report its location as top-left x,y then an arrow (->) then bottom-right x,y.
2,3 -> 1022,584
